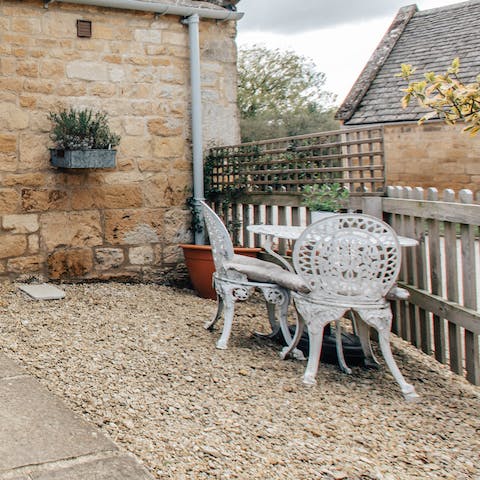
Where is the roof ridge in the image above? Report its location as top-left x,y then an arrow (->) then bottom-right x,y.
336,4 -> 417,122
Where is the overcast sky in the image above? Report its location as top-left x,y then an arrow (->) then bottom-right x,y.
236,0 -> 468,103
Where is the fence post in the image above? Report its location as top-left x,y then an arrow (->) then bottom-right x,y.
361,196 -> 383,219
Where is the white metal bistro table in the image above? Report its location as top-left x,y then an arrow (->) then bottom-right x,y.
247,224 -> 418,272
247,222 -> 419,369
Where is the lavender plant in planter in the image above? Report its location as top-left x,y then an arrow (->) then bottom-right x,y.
48,108 -> 120,169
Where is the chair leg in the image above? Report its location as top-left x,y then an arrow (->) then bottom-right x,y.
355,317 -> 380,368
280,309 -> 306,361
357,307 -> 419,402
377,329 -> 419,402
253,301 -> 280,338
254,287 -> 289,338
204,296 -> 223,330
216,295 -> 235,350
303,327 -> 324,385
334,319 -> 352,374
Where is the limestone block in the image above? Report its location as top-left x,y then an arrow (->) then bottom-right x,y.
66,61 -> 108,82
19,134 -> 49,170
56,82 -> 87,97
41,211 -> 102,250
28,234 -> 40,253
39,60 -> 65,78
102,54 -> 122,64
0,103 -> 29,130
125,55 -> 150,66
128,245 -> 154,265
163,207 -> 191,244
2,173 -> 45,187
0,152 -> 17,172
0,77 -> 23,94
12,17 -> 41,34
0,234 -> 27,259
102,171 -> 145,185
163,31 -> 187,47
0,91 -> 17,104
0,189 -> 20,213
0,133 -> 18,152
23,79 -> 55,94
16,61 -> 38,78
120,136 -> 152,159
47,248 -> 93,280
0,57 -> 17,76
7,255 -> 43,273
134,29 -> 162,44
88,83 -> 117,98
104,209 -> 162,245
108,65 -> 126,83
120,83 -> 151,100
2,33 -> 33,47
93,24 -> 116,40
147,117 -> 183,136
123,117 -> 145,136
131,100 -> 155,116
0,134 -> 17,172
152,136 -> 184,158
142,173 -> 188,208
70,185 -> 143,210
94,247 -> 124,270
19,95 -> 37,108
21,189 -> 68,212
2,214 -> 39,234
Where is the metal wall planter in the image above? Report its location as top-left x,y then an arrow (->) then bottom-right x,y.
50,149 -> 116,169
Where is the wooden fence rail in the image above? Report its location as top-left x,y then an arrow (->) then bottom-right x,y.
385,186 -> 479,385
208,186 -> 480,385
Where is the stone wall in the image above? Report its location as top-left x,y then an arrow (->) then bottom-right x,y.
384,122 -> 480,191
0,0 -> 240,282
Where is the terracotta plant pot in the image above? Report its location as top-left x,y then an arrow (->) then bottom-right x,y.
180,244 -> 261,300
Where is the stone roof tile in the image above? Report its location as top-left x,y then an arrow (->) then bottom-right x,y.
337,1 -> 480,125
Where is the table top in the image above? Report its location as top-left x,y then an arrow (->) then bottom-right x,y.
247,224 -> 419,247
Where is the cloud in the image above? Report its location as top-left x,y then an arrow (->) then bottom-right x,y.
237,0 -> 409,34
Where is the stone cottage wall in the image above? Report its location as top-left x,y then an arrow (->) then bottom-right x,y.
384,122 -> 480,191
0,0 -> 240,282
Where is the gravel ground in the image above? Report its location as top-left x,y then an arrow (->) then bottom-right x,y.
0,281 -> 479,480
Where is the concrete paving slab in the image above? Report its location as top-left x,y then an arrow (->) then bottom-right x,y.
0,354 -> 26,379
0,376 -> 117,471
31,455 -> 153,480
17,284 -> 65,301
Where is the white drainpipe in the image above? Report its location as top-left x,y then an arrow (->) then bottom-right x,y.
50,0 -> 244,244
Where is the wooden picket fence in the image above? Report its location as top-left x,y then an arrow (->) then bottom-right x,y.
207,186 -> 480,385
384,186 -> 479,385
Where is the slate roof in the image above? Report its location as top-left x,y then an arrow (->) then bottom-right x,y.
336,1 -> 480,125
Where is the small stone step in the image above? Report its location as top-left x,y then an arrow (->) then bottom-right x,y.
18,283 -> 66,301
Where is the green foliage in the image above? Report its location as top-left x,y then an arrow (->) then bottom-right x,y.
49,108 -> 121,150
240,107 -> 339,143
397,58 -> 480,136
301,182 -> 349,212
238,45 -> 338,142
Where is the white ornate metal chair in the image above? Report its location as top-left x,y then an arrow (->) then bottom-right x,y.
200,201 -> 307,350
283,213 -> 419,401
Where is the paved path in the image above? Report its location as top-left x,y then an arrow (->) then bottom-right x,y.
0,354 -> 153,480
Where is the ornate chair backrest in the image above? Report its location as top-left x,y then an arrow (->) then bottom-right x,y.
200,201 -> 234,274
293,214 -> 401,302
